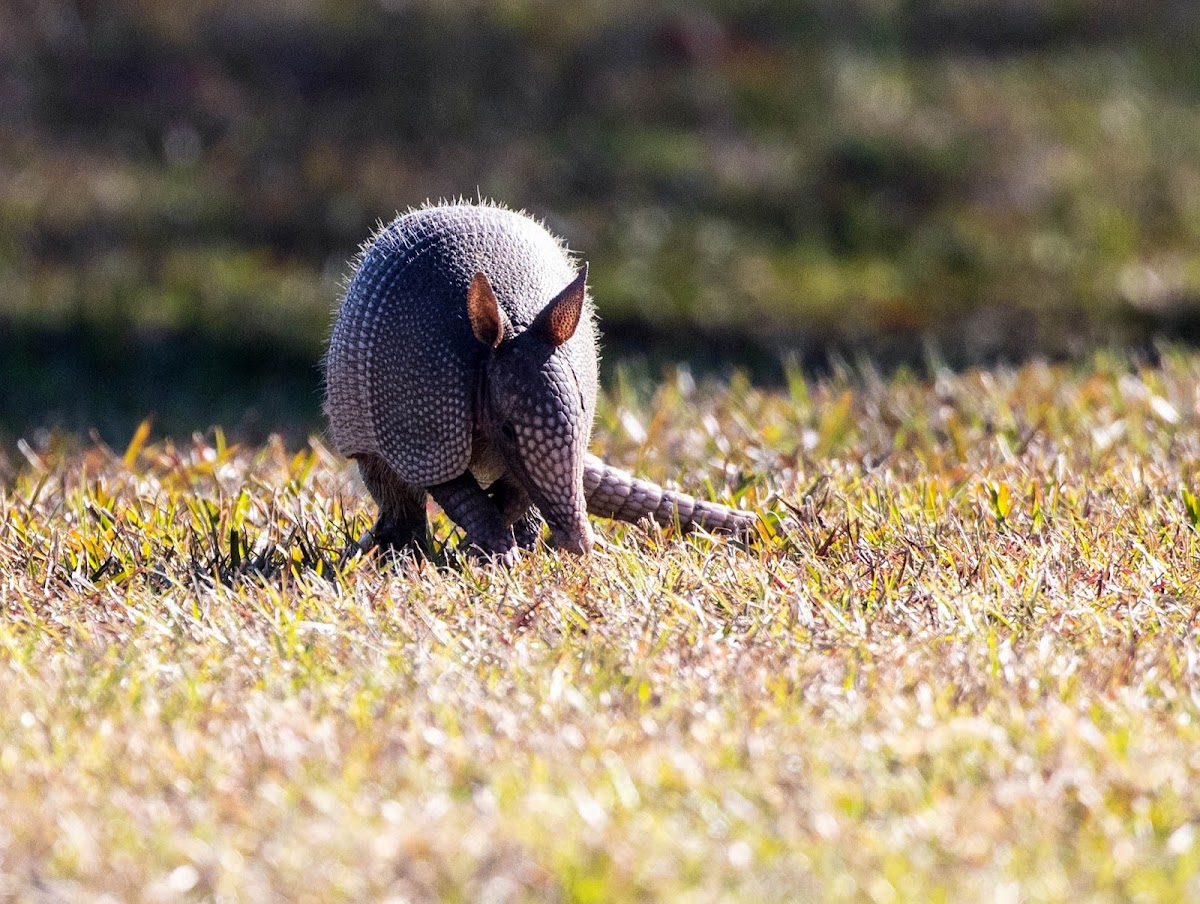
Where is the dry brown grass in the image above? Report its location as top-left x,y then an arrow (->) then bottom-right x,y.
2,350 -> 1199,902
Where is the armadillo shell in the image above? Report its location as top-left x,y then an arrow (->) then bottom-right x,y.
326,202 -> 583,486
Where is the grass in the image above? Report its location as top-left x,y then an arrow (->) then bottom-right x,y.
2,348 -> 1200,901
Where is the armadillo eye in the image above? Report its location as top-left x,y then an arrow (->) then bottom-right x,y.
501,421 -> 517,442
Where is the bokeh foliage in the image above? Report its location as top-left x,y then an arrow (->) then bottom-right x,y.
2,0 -> 1200,438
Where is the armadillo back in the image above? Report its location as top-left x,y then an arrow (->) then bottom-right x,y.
325,202 -> 588,486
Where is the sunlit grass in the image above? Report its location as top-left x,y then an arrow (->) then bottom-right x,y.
2,349 -> 1200,901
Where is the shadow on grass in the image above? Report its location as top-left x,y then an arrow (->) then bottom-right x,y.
0,323 -> 326,449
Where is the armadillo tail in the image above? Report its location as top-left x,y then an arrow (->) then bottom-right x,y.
583,453 -> 756,536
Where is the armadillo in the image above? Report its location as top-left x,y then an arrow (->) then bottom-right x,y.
324,200 -> 755,562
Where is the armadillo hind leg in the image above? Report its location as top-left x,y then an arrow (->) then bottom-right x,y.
487,477 -> 544,550
583,453 -> 756,536
355,453 -> 430,555
428,472 -> 519,563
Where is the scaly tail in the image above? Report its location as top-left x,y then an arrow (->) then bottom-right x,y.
583,453 -> 756,536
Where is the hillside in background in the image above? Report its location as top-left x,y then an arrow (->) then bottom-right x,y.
2,0 -> 1200,440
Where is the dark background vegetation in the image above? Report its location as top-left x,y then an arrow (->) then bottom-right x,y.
3,0 -> 1200,443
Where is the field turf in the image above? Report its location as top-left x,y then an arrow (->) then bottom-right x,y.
2,350 -> 1199,901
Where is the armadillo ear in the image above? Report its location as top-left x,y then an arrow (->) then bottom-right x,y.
467,271 -> 507,348
534,263 -> 588,348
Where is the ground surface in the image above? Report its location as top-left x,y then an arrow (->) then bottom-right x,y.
2,350 -> 1200,901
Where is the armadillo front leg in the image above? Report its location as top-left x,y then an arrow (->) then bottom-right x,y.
583,453 -> 756,536
355,453 -> 430,555
428,472 -> 518,563
488,477 -> 544,549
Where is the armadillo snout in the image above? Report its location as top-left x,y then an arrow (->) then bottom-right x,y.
548,517 -> 594,555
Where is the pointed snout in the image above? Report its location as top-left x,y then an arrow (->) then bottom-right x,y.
548,516 -> 594,555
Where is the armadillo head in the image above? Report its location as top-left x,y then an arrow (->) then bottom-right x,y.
468,266 -> 595,554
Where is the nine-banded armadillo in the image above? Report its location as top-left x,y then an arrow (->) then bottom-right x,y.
324,200 -> 755,562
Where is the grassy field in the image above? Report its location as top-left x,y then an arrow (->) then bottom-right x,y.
2,349 -> 1199,901
6,3 -> 1199,898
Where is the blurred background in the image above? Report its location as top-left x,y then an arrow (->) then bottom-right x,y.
2,0 -> 1200,444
